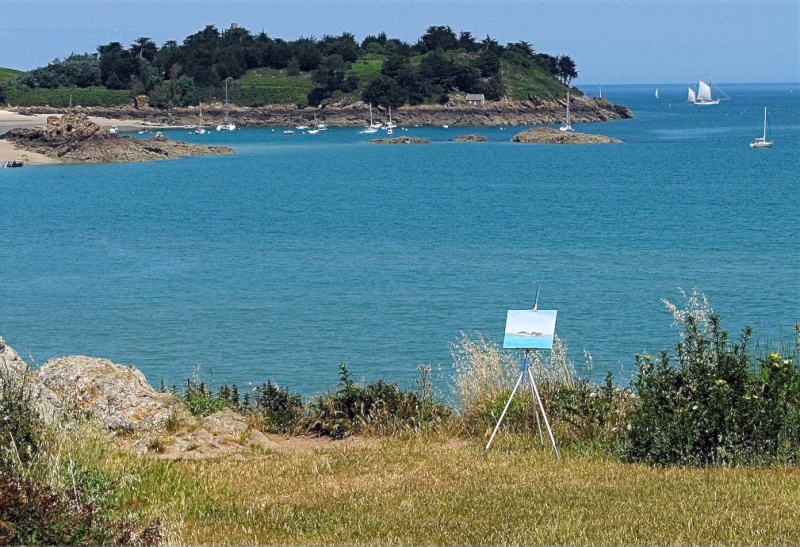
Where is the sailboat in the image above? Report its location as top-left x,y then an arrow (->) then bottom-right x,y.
383,105 -> 397,130
749,106 -> 773,148
216,81 -> 237,131
559,92 -> 574,132
687,80 -> 726,105
191,103 -> 207,134
369,103 -> 382,129
360,103 -> 379,133
655,88 -> 659,99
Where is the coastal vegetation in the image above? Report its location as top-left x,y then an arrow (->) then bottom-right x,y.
2,293 -> 798,544
0,24 -> 579,109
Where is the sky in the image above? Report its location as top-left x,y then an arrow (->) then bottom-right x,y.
1,0 -> 798,85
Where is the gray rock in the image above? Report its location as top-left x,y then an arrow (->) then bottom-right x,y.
0,337 -> 57,421
35,355 -> 178,432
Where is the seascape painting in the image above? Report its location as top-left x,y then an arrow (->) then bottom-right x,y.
503,309 -> 558,349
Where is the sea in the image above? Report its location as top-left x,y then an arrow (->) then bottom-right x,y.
1,83 -> 798,398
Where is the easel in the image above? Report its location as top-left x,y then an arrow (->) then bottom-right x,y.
484,288 -> 560,458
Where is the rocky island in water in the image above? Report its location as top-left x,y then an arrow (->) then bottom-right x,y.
1,112 -> 235,163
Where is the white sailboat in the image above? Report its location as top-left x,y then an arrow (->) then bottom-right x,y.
655,88 -> 659,99
749,106 -> 773,148
217,81 -> 237,131
360,102 -> 379,133
369,103 -> 382,129
687,80 -> 726,105
383,105 -> 397,130
559,92 -> 574,132
192,103 -> 207,134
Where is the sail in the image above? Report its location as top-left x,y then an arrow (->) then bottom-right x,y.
687,87 -> 696,103
698,80 -> 713,102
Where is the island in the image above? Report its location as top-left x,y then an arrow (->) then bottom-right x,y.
511,127 -> 622,144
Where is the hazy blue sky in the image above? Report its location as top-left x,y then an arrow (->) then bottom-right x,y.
2,0 -> 798,84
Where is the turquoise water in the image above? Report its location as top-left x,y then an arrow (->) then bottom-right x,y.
1,83 -> 798,396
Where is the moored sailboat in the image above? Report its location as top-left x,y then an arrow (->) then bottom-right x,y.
559,92 -> 574,132
749,106 -> 773,148
217,81 -> 237,131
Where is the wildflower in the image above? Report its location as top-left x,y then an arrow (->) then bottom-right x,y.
715,379 -> 726,386
692,405 -> 698,410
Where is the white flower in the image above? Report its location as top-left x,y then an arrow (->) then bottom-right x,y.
692,405 -> 698,410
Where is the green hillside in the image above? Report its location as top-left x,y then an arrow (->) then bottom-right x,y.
0,67 -> 22,83
0,25 -> 579,108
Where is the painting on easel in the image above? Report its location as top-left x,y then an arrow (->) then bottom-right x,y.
503,310 -> 557,349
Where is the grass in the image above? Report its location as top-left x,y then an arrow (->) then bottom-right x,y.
235,68 -> 315,106
3,85 -> 134,107
0,67 -> 21,84
67,429 -> 800,546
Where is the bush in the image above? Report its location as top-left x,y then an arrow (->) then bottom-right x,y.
624,292 -> 800,466
305,364 -> 450,439
251,381 -> 304,434
182,378 -> 230,418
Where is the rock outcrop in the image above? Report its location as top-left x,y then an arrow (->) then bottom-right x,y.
14,95 -> 633,128
370,136 -> 431,144
0,113 -> 235,163
511,127 -> 622,144
453,134 -> 488,142
35,355 -> 178,432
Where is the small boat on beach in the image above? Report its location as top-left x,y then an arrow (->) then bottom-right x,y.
3,160 -> 24,168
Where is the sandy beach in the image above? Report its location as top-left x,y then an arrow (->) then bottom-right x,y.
0,109 -> 155,165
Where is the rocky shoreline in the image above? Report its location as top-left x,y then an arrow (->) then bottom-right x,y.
1,113 -> 235,163
11,94 -> 633,129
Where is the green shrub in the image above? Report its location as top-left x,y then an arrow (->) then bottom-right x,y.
182,378 -> 229,418
251,381 -> 303,434
305,364 -> 450,439
624,292 -> 800,466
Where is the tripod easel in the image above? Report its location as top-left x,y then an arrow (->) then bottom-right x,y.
484,349 -> 559,457
484,290 -> 560,458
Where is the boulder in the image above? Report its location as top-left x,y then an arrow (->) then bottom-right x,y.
0,336 -> 28,381
0,337 -> 57,421
35,355 -> 178,432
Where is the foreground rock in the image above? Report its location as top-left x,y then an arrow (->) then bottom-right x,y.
35,355 -> 178,431
370,136 -> 431,144
0,113 -> 234,163
512,127 -> 622,144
